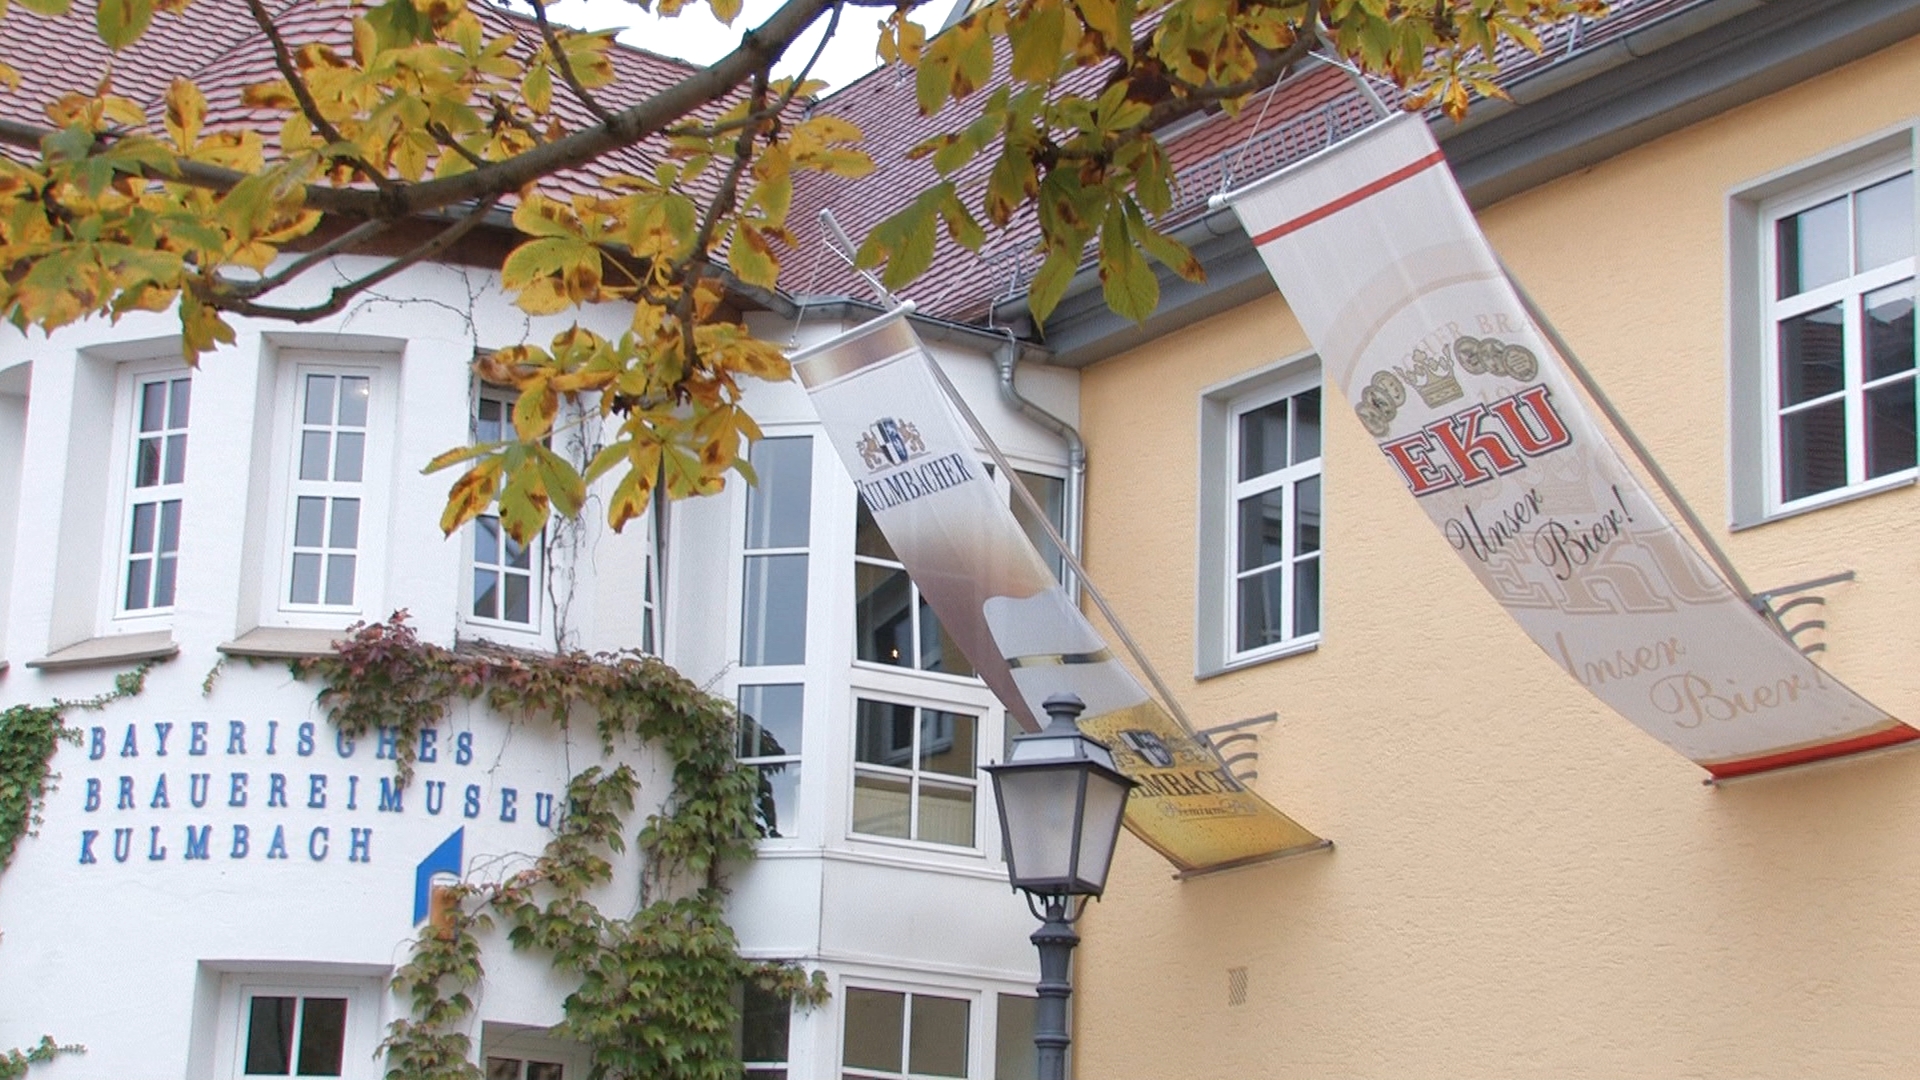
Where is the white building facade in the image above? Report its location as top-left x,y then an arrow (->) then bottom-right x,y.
0,256 -> 1070,1079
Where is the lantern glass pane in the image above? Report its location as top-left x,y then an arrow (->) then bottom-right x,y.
995,766 -> 1081,886
1071,770 -> 1131,895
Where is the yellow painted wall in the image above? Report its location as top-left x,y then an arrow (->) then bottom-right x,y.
1073,34 -> 1920,1080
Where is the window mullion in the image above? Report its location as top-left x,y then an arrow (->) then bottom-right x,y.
1845,290 -> 1868,485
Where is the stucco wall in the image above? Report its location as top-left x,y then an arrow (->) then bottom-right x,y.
1072,34 -> 1920,1080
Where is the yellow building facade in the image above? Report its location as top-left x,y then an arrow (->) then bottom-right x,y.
1069,27 -> 1920,1080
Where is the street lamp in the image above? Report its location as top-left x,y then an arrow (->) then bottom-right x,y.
985,692 -> 1136,1080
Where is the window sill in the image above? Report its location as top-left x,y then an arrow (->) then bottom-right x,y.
218,627 -> 347,660
27,631 -> 179,672
1197,636 -> 1319,681
1734,472 -> 1917,532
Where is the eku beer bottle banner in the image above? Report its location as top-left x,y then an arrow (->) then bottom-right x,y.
792,310 -> 1325,873
1219,114 -> 1914,778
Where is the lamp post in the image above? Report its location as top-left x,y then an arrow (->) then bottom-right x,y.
985,693 -> 1136,1080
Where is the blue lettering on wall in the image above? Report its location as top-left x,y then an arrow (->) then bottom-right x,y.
424,780 -> 445,816
147,825 -> 166,861
309,775 -> 327,809
227,721 -> 246,755
268,774 -> 288,809
184,825 -> 211,860
335,730 -> 356,758
454,732 -> 473,766
89,727 -> 105,760
376,727 -> 399,761
231,824 -> 250,859
150,775 -> 170,809
499,788 -> 517,823
154,722 -> 173,757
84,779 -> 100,813
418,727 -> 438,764
463,784 -> 481,819
535,792 -> 555,828
309,827 -> 329,861
229,773 -> 247,808
379,778 -> 404,813
79,830 -> 98,864
265,826 -> 288,860
347,776 -> 359,811
117,777 -> 134,810
113,828 -> 132,863
266,720 -> 279,756
189,722 -> 208,756
349,828 -> 372,863
121,725 -> 138,758
298,723 -> 315,757
189,773 -> 210,808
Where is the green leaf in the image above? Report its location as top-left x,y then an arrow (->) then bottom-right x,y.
1098,207 -> 1157,323
1026,246 -> 1079,323
1009,0 -> 1066,82
95,0 -> 154,49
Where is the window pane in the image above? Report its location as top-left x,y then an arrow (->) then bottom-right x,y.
918,710 -> 975,778
477,398 -> 505,443
1781,399 -> 1849,501
303,375 -> 335,425
1236,568 -> 1285,653
1778,303 -> 1845,406
526,1065 -> 563,1080
125,559 -> 152,611
503,573 -> 531,624
324,555 -> 357,606
333,432 -> 365,483
1855,172 -> 1913,273
1237,399 -> 1289,480
154,555 -> 178,608
741,554 -> 808,665
164,432 -> 188,485
1778,196 -> 1850,298
290,553 -> 322,604
740,983 -> 792,1063
159,500 -> 182,552
169,377 -> 191,427
294,497 -> 325,547
505,532 -> 532,570
1293,387 -> 1322,462
752,762 -> 801,838
1295,475 -> 1320,555
919,596 -> 974,677
299,431 -> 331,481
995,995 -> 1038,1080
1011,471 -> 1066,583
843,989 -> 905,1073
738,684 -> 804,759
852,772 -> 912,838
473,569 -> 499,619
486,1059 -> 522,1080
140,381 -> 168,432
294,997 -> 346,1077
476,516 -> 500,565
856,699 -> 916,767
130,501 -> 157,555
136,437 -> 162,488
329,499 -> 360,549
338,377 -> 370,426
1236,489 -> 1284,572
1865,280 -> 1915,382
855,498 -> 897,560
745,437 -> 812,549
244,995 -> 297,1075
1866,377 -> 1917,479
909,995 -> 970,1078
856,562 -> 914,667
916,781 -> 975,846
1294,556 -> 1321,637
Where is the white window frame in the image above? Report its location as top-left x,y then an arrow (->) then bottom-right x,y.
261,356 -> 394,626
99,361 -> 192,630
213,974 -> 382,1080
462,385 -> 544,638
839,981 -> 979,1080
1729,126 -> 1920,527
848,691 -> 984,853
1759,157 -> 1917,516
1195,355 -> 1323,677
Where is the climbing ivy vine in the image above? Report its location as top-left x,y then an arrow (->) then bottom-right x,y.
292,614 -> 824,1080
0,662 -> 149,1076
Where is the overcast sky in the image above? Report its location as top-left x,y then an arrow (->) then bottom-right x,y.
541,0 -> 905,95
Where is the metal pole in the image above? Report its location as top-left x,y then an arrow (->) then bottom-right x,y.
1032,896 -> 1078,1080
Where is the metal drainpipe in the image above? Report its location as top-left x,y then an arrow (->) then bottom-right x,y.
995,335 -> 1086,602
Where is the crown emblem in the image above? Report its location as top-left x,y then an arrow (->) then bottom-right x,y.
1393,345 -> 1464,408
855,417 -> 927,473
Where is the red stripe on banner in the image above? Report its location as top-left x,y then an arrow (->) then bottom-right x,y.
1703,724 -> 1920,780
1250,149 -> 1450,246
